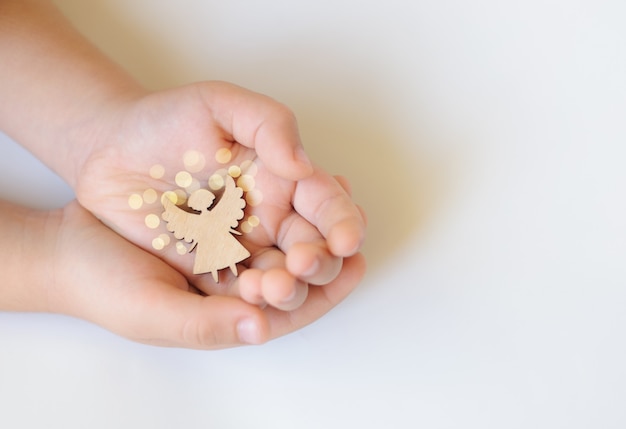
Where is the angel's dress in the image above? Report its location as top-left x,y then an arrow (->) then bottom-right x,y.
161,175 -> 251,282
191,212 -> 251,277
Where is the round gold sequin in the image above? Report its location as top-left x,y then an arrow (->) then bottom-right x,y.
175,171 -> 193,188
152,237 -> 165,250
240,160 -> 258,176
240,221 -> 253,234
161,189 -> 187,206
176,242 -> 188,255
128,194 -> 143,210
145,214 -> 160,229
237,174 -> 255,192
143,188 -> 158,204
208,173 -> 225,191
246,189 -> 264,207
215,148 -> 232,164
183,150 -> 206,173
186,178 -> 202,193
228,165 -> 242,178
149,164 -> 165,179
248,215 -> 260,227
174,189 -> 188,205
161,191 -> 178,204
159,233 -> 171,246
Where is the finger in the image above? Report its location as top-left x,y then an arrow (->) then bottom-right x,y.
357,204 -> 368,228
261,268 -> 308,311
238,247 -> 308,311
124,287 -> 270,349
334,175 -> 352,196
292,168 -> 366,257
238,268 -> 266,307
333,176 -> 369,228
265,253 -> 367,339
272,210 -> 344,285
285,241 -> 343,286
198,81 -> 313,181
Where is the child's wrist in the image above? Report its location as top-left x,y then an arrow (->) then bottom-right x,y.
0,203 -> 63,312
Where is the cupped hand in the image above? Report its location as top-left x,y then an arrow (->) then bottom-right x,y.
74,81 -> 366,311
50,201 -> 365,349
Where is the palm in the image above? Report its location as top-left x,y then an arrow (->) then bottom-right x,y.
78,87 -> 294,290
74,82 -> 364,303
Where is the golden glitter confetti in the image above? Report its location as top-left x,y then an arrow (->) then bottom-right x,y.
128,194 -> 143,210
215,148 -> 232,164
240,221 -> 253,234
161,189 -> 187,206
159,233 -> 171,246
248,215 -> 260,227
149,164 -> 165,179
228,165 -> 242,178
174,189 -> 188,205
161,191 -> 178,205
176,242 -> 188,255
143,188 -> 158,204
175,171 -> 193,188
145,214 -> 160,229
183,150 -> 206,173
140,151 -> 265,262
240,160 -> 258,176
208,173 -> 225,191
237,174 -> 255,192
152,237 -> 165,250
240,215 -> 260,234
246,189 -> 264,207
185,178 -> 202,193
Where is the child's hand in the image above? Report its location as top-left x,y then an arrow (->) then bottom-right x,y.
73,81 -> 366,311
40,201 -> 365,348
0,1 -> 366,345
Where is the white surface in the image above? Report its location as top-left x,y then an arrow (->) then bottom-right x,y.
1,1 -> 625,427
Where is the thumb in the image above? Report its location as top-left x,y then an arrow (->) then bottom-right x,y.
198,81 -> 314,181
116,286 -> 270,349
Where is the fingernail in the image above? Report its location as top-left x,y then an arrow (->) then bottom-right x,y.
280,286 -> 298,304
302,257 -> 320,278
295,147 -> 313,169
237,318 -> 262,345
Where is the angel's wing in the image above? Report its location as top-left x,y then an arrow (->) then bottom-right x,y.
211,175 -> 246,229
161,197 -> 201,243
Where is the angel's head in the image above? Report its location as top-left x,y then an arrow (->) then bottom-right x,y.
188,189 -> 216,212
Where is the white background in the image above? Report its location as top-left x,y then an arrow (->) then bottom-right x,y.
1,1 -> 625,427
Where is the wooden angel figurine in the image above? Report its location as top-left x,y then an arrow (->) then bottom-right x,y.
161,175 -> 251,282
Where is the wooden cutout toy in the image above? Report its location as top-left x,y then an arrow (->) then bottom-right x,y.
161,175 -> 251,282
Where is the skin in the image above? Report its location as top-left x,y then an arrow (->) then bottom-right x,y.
0,1 -> 366,348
